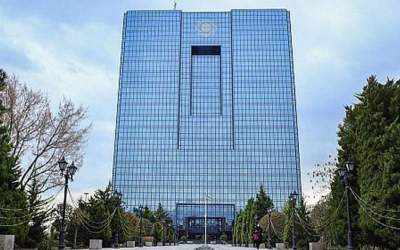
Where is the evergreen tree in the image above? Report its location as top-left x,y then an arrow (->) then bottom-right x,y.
254,185 -> 274,219
154,203 -> 169,223
0,69 -> 29,243
57,183 -> 124,247
327,76 -> 400,249
324,174 -> 350,246
153,203 -> 172,243
283,200 -> 292,247
233,187 -> 275,245
283,197 -> 317,249
296,198 -> 319,247
24,175 -> 54,247
142,206 -> 155,223
246,198 -> 257,244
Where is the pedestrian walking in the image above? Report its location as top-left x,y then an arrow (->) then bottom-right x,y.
253,224 -> 263,250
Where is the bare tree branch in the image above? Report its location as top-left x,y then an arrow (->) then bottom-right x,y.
3,76 -> 91,194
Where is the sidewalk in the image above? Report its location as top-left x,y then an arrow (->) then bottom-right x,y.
99,244 -> 258,250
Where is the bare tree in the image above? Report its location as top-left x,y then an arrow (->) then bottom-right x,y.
4,75 -> 91,194
307,154 -> 338,201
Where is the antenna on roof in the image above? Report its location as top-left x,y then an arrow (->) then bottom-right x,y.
173,0 -> 177,10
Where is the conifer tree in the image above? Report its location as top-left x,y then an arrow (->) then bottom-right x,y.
25,174 -> 54,247
0,69 -> 29,242
283,198 -> 316,249
254,185 -> 274,219
327,76 -> 400,248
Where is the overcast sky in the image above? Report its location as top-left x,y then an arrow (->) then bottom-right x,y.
1,0 -> 399,205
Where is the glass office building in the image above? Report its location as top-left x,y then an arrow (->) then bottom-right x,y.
112,9 -> 301,232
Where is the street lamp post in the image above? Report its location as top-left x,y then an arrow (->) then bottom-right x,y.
232,218 -> 235,245
204,194 -> 212,245
254,215 -> 259,248
113,192 -> 122,248
289,191 -> 298,250
267,208 -> 272,248
58,157 -> 78,250
167,222 -> 172,245
338,159 -> 355,250
139,206 -> 143,247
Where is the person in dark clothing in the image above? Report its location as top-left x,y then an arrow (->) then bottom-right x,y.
253,224 -> 263,249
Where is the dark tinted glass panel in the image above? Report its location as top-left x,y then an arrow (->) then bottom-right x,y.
192,45 -> 221,55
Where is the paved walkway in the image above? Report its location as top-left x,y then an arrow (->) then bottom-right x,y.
101,245 -> 258,250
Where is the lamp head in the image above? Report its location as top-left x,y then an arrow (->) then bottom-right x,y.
290,191 -> 298,203
68,161 -> 78,177
338,168 -> 346,177
346,159 -> 354,172
115,191 -> 122,199
58,156 -> 67,173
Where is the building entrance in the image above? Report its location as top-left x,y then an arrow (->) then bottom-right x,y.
175,203 -> 235,241
185,216 -> 226,238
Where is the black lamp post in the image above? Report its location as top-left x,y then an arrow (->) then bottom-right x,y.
58,156 -> 77,250
253,215 -> 259,248
113,191 -> 122,248
138,206 -> 143,247
267,208 -> 272,248
167,222 -> 172,245
338,159 -> 355,250
289,191 -> 298,250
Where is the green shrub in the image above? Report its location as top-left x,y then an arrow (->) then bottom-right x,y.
220,234 -> 228,241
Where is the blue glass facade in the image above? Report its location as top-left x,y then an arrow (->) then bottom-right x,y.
112,9 -> 301,221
